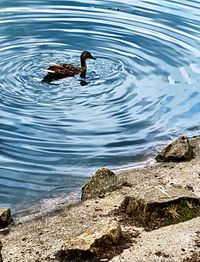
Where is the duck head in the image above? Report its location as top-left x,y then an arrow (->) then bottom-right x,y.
81,51 -> 96,61
80,51 -> 96,78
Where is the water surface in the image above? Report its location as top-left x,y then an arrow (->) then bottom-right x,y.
1,0 -> 200,212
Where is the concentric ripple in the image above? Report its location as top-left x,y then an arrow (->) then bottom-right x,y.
1,0 -> 200,212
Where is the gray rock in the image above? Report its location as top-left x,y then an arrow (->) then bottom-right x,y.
189,135 -> 200,157
0,208 -> 11,229
155,136 -> 194,162
120,187 -> 200,230
82,168 -> 119,201
60,219 -> 122,260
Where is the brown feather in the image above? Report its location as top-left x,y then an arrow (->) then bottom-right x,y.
47,64 -> 82,76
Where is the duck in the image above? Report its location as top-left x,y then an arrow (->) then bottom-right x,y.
42,51 -> 96,82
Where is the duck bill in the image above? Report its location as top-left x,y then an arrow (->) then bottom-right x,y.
90,55 -> 96,60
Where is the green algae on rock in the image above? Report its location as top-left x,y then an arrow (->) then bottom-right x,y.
82,168 -> 119,201
119,187 -> 200,230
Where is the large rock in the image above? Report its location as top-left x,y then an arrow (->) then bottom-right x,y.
0,208 -> 11,229
82,168 -> 119,201
59,219 -> 122,260
189,135 -> 200,157
120,187 -> 200,230
155,136 -> 194,162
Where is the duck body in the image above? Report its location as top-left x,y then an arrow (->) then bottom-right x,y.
42,51 -> 95,82
46,63 -> 82,77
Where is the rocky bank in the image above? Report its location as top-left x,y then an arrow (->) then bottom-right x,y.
0,136 -> 200,262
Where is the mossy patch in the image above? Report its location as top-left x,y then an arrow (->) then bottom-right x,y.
146,198 -> 199,230
118,196 -> 200,230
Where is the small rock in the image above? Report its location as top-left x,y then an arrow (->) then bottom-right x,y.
155,136 -> 194,162
0,208 -> 11,229
131,230 -> 140,238
59,219 -> 122,260
81,168 -> 119,201
185,185 -> 194,192
0,227 -> 10,235
121,181 -> 132,187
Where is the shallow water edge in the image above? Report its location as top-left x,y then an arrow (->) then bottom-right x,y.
12,157 -> 156,222
12,133 -> 197,222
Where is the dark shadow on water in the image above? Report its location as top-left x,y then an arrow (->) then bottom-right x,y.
79,79 -> 88,86
41,74 -> 88,86
41,74 -> 65,83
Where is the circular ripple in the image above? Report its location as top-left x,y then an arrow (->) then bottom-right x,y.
1,0 -> 200,211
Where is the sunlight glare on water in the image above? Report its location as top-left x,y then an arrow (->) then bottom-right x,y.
1,0 -> 200,211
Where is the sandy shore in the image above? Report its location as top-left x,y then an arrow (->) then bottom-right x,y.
1,136 -> 200,262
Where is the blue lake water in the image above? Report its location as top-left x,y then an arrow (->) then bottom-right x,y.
1,0 -> 200,212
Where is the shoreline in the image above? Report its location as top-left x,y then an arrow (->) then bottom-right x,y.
13,156 -> 157,220
1,135 -> 200,261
